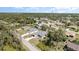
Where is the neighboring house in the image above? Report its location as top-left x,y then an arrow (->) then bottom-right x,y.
36,21 -> 47,29
68,26 -> 77,30
55,21 -> 64,26
65,29 -> 76,39
66,41 -> 79,51
40,17 -> 48,21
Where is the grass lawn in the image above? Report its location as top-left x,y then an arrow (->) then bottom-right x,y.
76,34 -> 79,39
37,41 -> 65,51
3,44 -> 30,51
21,43 -> 30,51
24,35 -> 31,39
3,45 -> 16,51
29,38 -> 40,46
16,28 -> 26,35
72,34 -> 79,45
36,41 -> 49,51
20,41 -> 30,51
16,26 -> 30,35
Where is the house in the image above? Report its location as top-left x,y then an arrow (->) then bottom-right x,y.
65,29 -> 76,38
68,26 -> 77,29
40,17 -> 48,21
22,28 -> 47,39
66,41 -> 79,51
34,30 -> 47,39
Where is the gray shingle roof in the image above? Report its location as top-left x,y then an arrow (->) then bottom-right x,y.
66,42 -> 79,51
27,28 -> 47,37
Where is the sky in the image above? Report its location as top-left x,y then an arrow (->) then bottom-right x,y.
0,0 -> 79,13
0,7 -> 79,13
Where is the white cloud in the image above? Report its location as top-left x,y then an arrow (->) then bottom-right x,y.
14,7 -> 24,9
52,7 -> 79,13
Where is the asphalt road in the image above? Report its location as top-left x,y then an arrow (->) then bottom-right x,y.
21,37 -> 40,51
13,31 -> 40,51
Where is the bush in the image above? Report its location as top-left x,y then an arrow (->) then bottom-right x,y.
37,42 -> 49,51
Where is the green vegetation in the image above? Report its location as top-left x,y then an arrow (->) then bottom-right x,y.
0,13 -> 79,51
37,41 -> 49,51
0,13 -> 37,51
29,39 -> 40,45
72,34 -> 79,44
37,28 -> 67,51
44,29 -> 67,46
0,23 -> 26,51
73,39 -> 79,44
41,24 -> 49,31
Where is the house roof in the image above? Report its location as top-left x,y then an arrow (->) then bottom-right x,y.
66,42 -> 79,51
27,28 -> 47,37
35,31 -> 47,37
65,29 -> 76,36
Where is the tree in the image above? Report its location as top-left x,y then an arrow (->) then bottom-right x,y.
44,28 -> 67,46
41,25 -> 48,31
76,21 -> 79,26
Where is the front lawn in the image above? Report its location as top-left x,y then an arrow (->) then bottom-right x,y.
29,38 -> 40,45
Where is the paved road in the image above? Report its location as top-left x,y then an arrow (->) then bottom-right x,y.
13,31 -> 40,51
21,37 -> 40,51
0,20 -> 40,51
21,31 -> 38,37
25,37 -> 36,41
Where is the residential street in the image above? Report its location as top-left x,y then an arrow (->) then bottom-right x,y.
13,31 -> 40,51
21,37 -> 40,51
